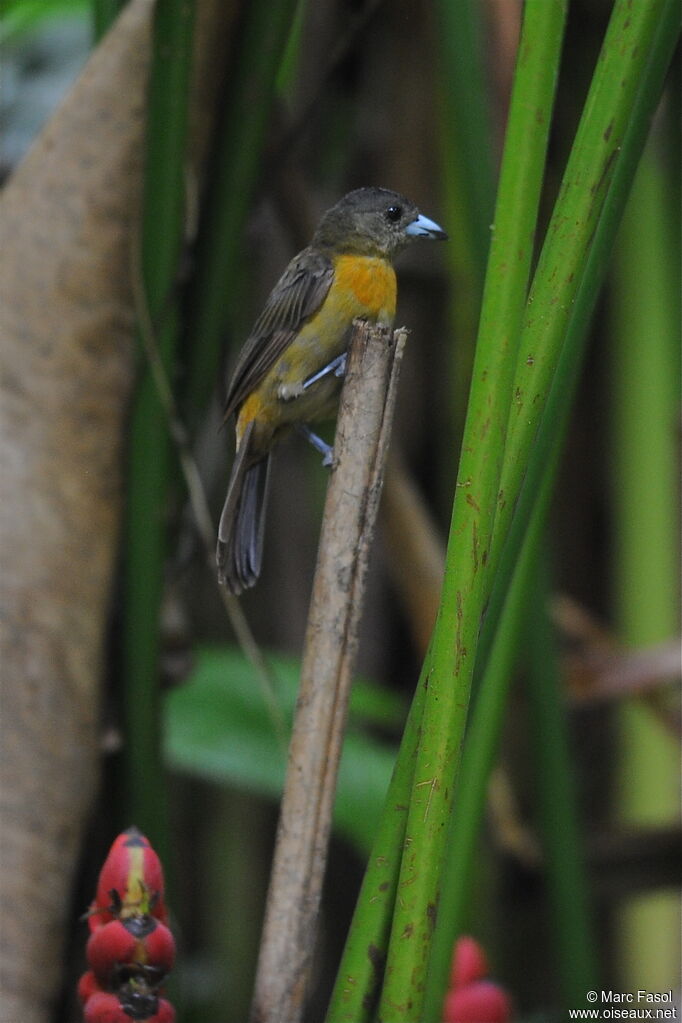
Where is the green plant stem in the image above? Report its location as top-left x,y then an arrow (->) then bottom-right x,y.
92,0 -> 122,41
527,552 -> 599,1008
436,0 -> 494,434
422,3 -> 680,1013
377,3 -> 567,1017
480,0 -> 681,677
123,0 -> 195,855
612,138 -> 681,987
376,1 -> 677,1018
421,447 -> 550,1022
489,0 -> 674,579
275,0 -> 307,99
328,4 -> 567,1018
325,675 -> 426,1022
435,0 -> 495,280
183,0 -> 298,424
611,154 -> 680,652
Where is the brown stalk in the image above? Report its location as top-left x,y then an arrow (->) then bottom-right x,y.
381,455 -> 445,654
250,320 -> 408,1023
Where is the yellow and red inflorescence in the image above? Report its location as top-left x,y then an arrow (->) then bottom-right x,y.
78,828 -> 176,1023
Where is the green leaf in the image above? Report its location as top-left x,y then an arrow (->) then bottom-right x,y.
0,0 -> 88,43
163,646 -> 401,853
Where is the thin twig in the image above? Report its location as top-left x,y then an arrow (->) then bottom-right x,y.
250,320 -> 408,1023
130,238 -> 288,751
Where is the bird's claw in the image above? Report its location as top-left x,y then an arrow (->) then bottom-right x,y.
333,353 -> 347,378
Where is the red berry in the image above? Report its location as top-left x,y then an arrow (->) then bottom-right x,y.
150,999 -> 175,1023
87,920 -> 137,983
450,936 -> 489,990
83,991 -> 132,1022
86,916 -> 175,985
444,980 -> 512,1023
140,920 -> 176,974
77,970 -> 101,1005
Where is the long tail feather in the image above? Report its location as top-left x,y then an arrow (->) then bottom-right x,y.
217,423 -> 271,593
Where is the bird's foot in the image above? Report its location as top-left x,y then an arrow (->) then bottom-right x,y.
297,424 -> 334,467
302,352 -> 347,391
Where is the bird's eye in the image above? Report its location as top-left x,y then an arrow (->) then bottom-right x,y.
385,205 -> 403,222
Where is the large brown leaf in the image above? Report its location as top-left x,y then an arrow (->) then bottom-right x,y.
0,1 -> 233,1016
0,6 -> 151,1018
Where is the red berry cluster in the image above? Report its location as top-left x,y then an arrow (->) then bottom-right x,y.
443,936 -> 512,1023
78,828 -> 176,1022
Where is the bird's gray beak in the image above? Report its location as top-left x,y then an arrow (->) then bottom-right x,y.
405,213 -> 448,240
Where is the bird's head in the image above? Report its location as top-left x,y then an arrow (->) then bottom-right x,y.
313,186 -> 448,259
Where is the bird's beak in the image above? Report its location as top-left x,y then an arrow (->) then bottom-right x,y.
405,213 -> 448,240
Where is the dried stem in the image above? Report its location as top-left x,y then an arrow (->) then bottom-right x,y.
250,320 -> 407,1023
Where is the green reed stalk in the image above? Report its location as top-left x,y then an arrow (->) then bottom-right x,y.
122,0 -> 194,857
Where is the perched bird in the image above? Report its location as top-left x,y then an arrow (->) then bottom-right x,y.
217,186 -> 447,593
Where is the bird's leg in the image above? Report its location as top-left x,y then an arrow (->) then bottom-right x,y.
297,424 -> 334,467
302,352 -> 347,391
279,353 -> 347,403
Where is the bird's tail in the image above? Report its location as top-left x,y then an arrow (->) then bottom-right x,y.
217,421 -> 271,594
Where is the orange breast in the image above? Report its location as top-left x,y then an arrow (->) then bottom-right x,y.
333,254 -> 397,320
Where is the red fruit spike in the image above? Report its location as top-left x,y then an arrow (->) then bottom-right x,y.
83,991 -> 133,1022
87,920 -> 137,984
77,970 -> 102,1005
450,936 -> 490,990
443,980 -> 512,1023
94,828 -> 168,924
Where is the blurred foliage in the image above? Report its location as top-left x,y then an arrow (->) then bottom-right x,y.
0,1 -> 90,172
1,0 -> 89,43
164,645 -> 404,854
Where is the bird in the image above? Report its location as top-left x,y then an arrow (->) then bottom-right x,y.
217,186 -> 447,593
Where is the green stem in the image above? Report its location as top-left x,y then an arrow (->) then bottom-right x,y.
421,452 -> 548,1022
377,2 -> 567,1016
325,674 -> 427,1022
328,2 -> 568,1016
611,134 -> 681,988
422,1 -> 680,1013
376,1 -> 676,1018
480,0 -> 681,676
527,551 -> 598,1008
123,0 -> 195,856
489,0 -> 674,578
436,0 -> 494,435
435,0 -> 495,280
183,0 -> 298,424
275,0 -> 307,99
92,0 -> 122,41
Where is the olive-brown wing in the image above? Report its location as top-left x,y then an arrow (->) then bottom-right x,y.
223,247 -> 335,421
